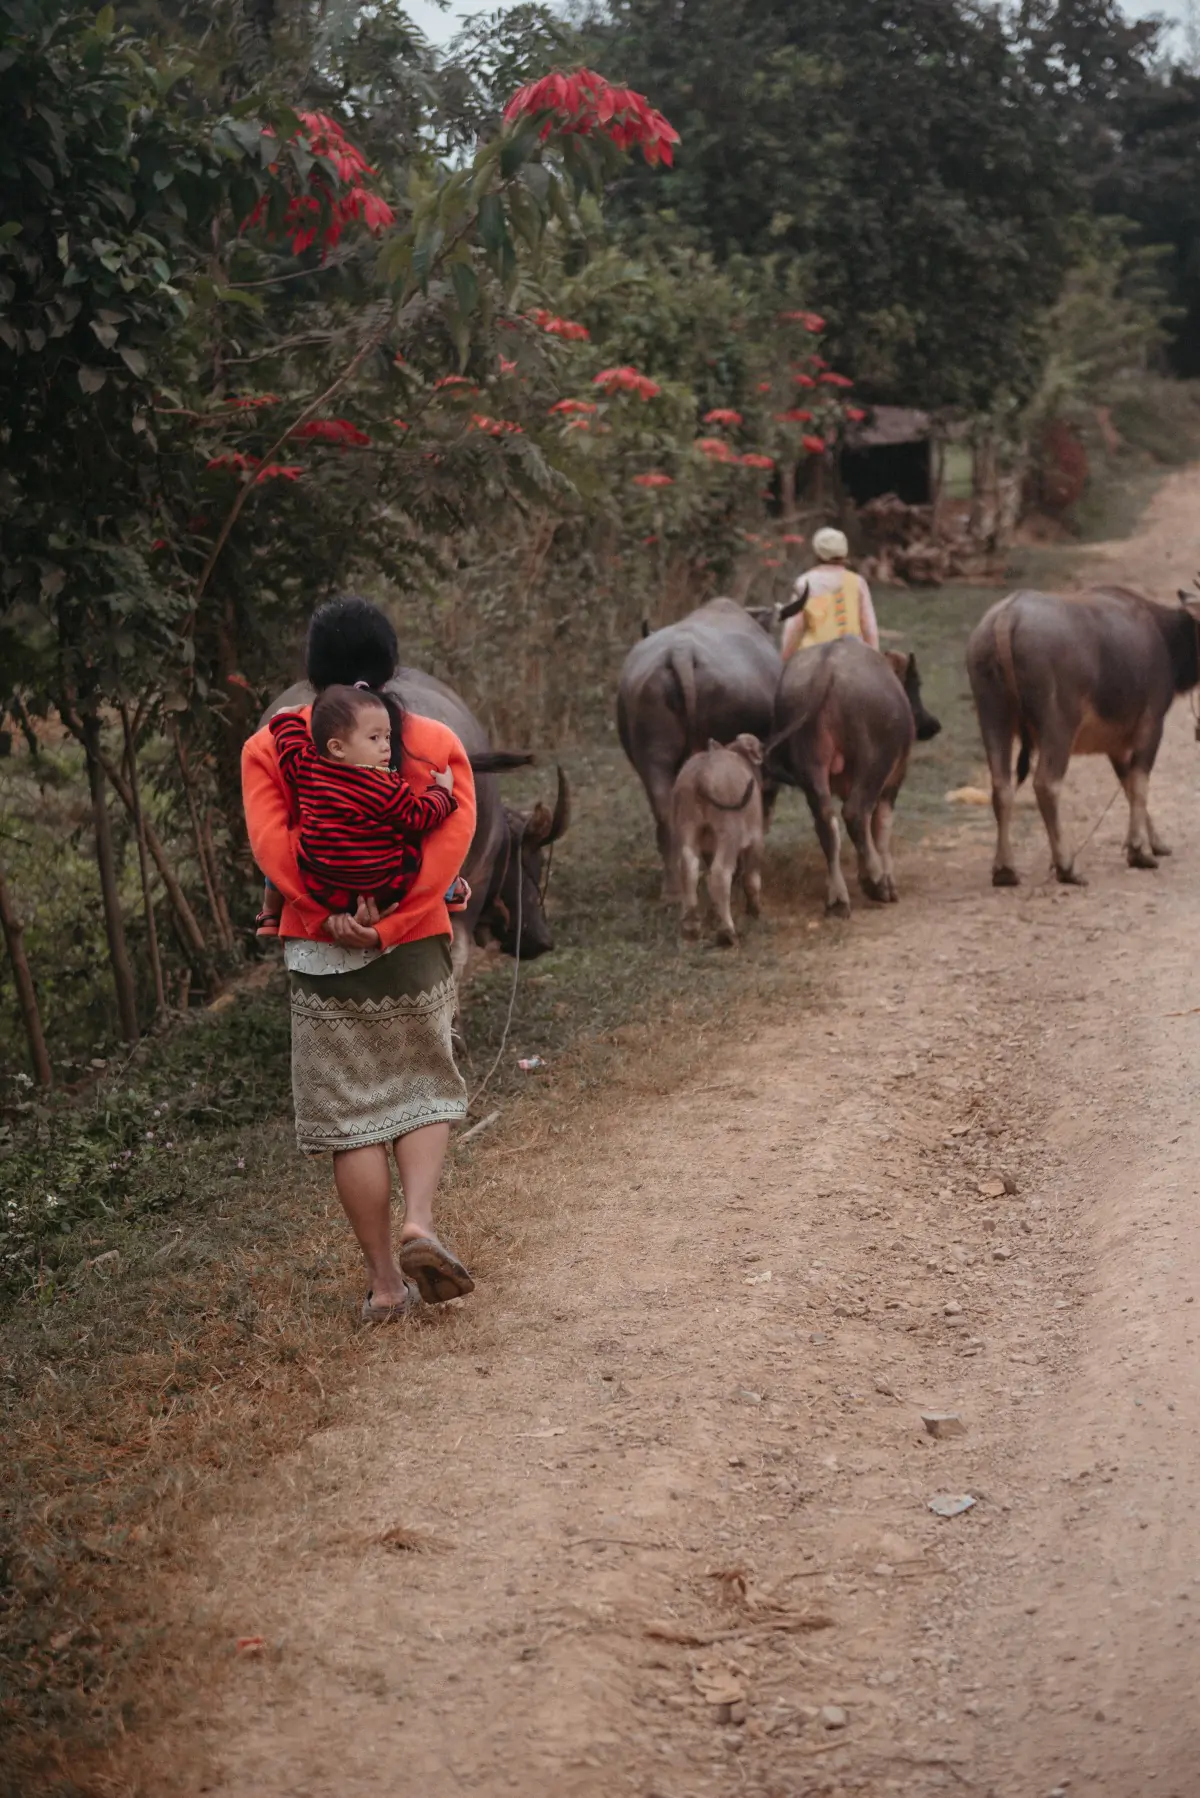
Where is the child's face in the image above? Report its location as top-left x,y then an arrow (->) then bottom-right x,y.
326,702 -> 392,768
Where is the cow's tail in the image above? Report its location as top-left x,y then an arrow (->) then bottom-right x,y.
993,599 -> 1033,786
668,644 -> 698,754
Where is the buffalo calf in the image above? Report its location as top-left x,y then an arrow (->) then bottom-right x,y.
671,734 -> 765,946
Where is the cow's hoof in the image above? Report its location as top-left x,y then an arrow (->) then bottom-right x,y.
1055,864 -> 1088,886
992,866 -> 1020,888
1152,842 -> 1172,857
826,899 -> 852,920
860,876 -> 890,905
884,878 -> 899,904
1126,846 -> 1159,871
680,916 -> 702,942
715,925 -> 737,948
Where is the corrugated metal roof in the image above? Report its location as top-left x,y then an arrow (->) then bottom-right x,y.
845,406 -> 931,447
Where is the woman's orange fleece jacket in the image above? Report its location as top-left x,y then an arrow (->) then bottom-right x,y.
241,705 -> 477,948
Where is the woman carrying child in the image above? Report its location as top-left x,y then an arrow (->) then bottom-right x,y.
241,596 -> 476,1323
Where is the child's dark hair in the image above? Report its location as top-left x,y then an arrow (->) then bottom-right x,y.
306,595 -> 404,767
311,685 -> 389,759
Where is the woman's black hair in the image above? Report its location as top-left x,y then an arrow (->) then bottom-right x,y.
305,595 -> 405,768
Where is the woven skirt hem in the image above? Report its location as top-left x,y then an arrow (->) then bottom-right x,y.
297,1098 -> 466,1156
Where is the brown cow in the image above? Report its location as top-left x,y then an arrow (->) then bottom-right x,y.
672,734 -> 765,946
966,587 -> 1200,886
766,640 -> 941,917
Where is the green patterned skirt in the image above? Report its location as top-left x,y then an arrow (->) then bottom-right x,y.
288,935 -> 466,1154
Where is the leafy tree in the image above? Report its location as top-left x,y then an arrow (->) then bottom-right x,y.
582,0 -> 1082,412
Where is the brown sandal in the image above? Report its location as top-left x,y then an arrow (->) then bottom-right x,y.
361,1279 -> 421,1325
398,1235 -> 475,1305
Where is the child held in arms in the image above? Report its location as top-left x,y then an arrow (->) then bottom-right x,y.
255,683 -> 459,938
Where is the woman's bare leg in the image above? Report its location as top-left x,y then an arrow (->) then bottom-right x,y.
395,1121 -> 451,1243
332,1142 -> 407,1305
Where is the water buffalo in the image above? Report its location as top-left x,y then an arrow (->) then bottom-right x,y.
617,598 -> 782,893
672,734 -> 765,947
966,587 -> 1200,886
767,641 -> 941,916
262,668 -> 569,974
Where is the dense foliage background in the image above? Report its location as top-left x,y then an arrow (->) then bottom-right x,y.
4,0 -> 1200,1110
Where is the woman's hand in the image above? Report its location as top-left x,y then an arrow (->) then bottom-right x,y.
325,911 -> 381,950
352,895 -> 398,927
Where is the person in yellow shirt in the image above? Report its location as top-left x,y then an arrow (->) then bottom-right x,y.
778,527 -> 879,660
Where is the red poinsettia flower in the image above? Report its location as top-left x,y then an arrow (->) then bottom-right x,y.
241,112 -> 394,258
756,381 -> 772,393
793,373 -> 815,389
776,408 -> 814,424
255,464 -> 304,483
392,419 -> 409,430
504,69 -> 680,167
548,398 -> 598,415
206,451 -> 261,472
703,407 -> 743,427
779,310 -> 826,332
845,406 -> 866,422
780,533 -> 807,545
802,435 -> 826,455
223,394 -> 279,410
809,354 -> 828,369
819,372 -> 854,389
565,418 -> 592,431
531,308 -> 591,341
434,374 -> 476,391
499,356 -> 518,375
289,419 -> 371,446
739,452 -> 775,471
470,414 -> 524,436
761,557 -> 783,568
694,436 -> 736,462
632,471 -> 674,487
593,366 -> 661,400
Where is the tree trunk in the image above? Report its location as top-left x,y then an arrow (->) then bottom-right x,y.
173,722 -> 236,952
80,711 -> 140,1043
120,702 -> 166,1016
0,855 -> 52,1087
59,710 -> 209,961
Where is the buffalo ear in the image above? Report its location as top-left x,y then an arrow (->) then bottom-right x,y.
523,801 -> 554,846
708,737 -> 721,752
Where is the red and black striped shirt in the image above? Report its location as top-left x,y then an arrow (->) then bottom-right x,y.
270,711 -> 456,912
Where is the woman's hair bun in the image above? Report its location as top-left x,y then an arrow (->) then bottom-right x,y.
306,596 -> 398,692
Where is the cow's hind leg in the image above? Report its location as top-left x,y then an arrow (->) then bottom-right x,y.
678,839 -> 704,940
872,789 -> 900,903
845,788 -> 889,905
1032,737 -> 1085,884
806,786 -> 851,918
709,845 -> 739,947
741,841 -> 763,920
979,716 -> 1019,886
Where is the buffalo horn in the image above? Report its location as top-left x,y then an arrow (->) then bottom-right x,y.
469,750 -> 535,774
522,766 -> 571,849
547,763 -> 570,843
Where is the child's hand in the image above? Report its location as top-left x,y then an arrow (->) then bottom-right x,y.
433,763 -> 454,795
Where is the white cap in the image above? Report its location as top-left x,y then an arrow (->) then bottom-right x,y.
812,526 -> 849,562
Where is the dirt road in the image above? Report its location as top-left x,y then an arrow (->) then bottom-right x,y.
196,473 -> 1200,1797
